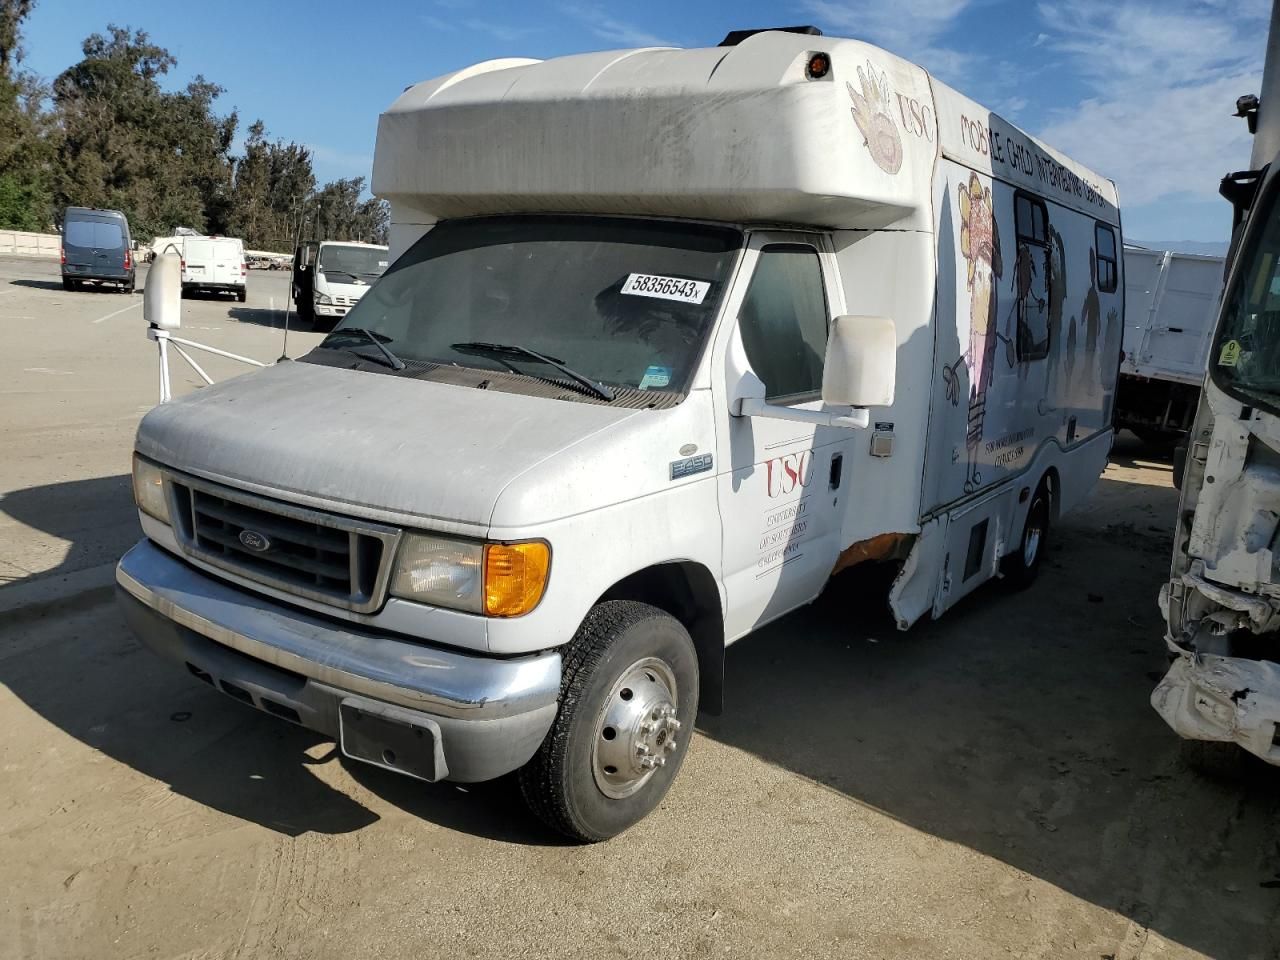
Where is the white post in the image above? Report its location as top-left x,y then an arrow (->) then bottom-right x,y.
157,335 -> 172,404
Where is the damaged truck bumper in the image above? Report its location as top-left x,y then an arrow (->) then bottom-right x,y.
116,539 -> 561,783
1151,652 -> 1280,765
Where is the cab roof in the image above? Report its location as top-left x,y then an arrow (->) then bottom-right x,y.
374,30 -> 1117,229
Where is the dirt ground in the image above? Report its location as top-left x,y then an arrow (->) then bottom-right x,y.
1,256 -> 1278,959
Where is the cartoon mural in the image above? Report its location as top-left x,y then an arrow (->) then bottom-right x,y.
848,62 -> 904,176
1045,226 -> 1068,408
943,171 -> 1004,492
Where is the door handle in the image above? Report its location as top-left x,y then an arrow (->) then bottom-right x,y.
829,453 -> 843,490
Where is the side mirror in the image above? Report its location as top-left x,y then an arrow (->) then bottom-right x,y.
822,315 -> 896,407
144,252 -> 182,330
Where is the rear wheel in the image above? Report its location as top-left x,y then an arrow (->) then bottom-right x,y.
519,600 -> 699,842
1002,478 -> 1051,589
236,288 -> 247,303
61,277 -> 73,291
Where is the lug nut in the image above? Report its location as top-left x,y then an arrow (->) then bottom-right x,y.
664,739 -> 677,752
668,719 -> 681,731
636,743 -> 650,756
640,757 -> 656,770
640,722 -> 655,735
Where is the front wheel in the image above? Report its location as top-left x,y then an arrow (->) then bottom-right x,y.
519,601 -> 699,842
1002,478 -> 1051,589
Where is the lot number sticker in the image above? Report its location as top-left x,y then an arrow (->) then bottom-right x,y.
621,273 -> 709,304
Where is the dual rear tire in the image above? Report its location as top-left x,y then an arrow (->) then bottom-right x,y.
519,601 -> 699,842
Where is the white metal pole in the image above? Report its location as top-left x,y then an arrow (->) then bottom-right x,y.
167,336 -> 269,367
171,343 -> 215,385
157,336 -> 172,403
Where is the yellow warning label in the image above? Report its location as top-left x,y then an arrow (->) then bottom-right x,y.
1219,340 -> 1242,367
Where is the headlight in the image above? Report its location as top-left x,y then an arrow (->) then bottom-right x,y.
391,534 -> 484,612
390,534 -> 550,617
131,455 -> 170,524
315,293 -> 332,305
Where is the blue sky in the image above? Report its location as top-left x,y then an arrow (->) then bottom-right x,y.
19,0 -> 1271,242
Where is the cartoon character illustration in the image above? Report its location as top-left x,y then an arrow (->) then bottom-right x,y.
1045,226 -> 1068,407
1010,240 -> 1047,377
848,61 -> 903,176
1101,307 -> 1123,420
1082,248 -> 1101,377
942,171 -> 1003,492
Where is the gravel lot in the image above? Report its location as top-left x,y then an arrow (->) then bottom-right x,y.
1,254 -> 1277,960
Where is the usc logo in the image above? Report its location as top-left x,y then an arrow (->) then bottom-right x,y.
765,451 -> 813,499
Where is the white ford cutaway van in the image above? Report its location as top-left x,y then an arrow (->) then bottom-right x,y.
117,28 -> 1123,840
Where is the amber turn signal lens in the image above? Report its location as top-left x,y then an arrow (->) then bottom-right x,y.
483,541 -> 550,617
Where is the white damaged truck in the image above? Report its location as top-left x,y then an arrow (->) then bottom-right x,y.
1151,23 -> 1280,772
117,27 -> 1123,839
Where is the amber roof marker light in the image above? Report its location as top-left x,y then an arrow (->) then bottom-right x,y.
806,52 -> 832,80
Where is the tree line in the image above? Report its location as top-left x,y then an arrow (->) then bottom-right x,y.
0,3 -> 387,249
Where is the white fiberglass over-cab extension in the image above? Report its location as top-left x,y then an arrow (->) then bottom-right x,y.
116,27 -> 1123,840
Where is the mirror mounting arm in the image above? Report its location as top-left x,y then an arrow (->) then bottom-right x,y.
736,397 -> 870,430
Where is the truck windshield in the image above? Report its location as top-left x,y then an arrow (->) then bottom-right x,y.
318,244 -> 388,280
1215,187 -> 1280,411
322,216 -> 742,394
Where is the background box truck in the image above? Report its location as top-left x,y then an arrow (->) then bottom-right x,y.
1116,245 -> 1224,446
292,240 -> 389,329
117,27 -> 1122,840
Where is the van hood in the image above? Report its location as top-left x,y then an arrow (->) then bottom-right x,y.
135,360 -> 639,531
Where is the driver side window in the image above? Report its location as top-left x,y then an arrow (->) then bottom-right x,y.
737,245 -> 829,404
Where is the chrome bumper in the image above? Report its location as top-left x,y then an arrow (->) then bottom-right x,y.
1151,652 -> 1280,766
116,539 -> 561,782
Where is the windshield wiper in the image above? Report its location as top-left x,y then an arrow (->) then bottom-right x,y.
450,341 -> 615,401
319,268 -> 359,281
320,327 -> 405,370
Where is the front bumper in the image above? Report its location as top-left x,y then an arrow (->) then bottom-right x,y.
116,539 -> 561,782
313,302 -> 351,317
1151,652 -> 1280,765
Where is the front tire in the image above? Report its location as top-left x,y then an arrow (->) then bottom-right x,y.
1003,478 -> 1051,589
519,601 -> 699,842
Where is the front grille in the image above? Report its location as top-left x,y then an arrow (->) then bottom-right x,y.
168,476 -> 399,612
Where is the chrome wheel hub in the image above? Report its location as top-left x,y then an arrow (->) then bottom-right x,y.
1024,514 -> 1043,567
592,657 -> 681,799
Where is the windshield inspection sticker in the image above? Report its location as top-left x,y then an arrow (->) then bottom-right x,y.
1219,339 -> 1242,367
638,365 -> 672,390
621,273 -> 710,304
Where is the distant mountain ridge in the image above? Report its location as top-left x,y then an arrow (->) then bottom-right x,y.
1127,239 -> 1229,258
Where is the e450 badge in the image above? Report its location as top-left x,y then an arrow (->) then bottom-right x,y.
670,453 -> 713,480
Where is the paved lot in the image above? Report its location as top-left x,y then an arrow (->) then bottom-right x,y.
0,256 -> 321,595
1,253 -> 1278,959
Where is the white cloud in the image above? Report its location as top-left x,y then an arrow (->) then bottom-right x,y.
1032,0 -> 1267,212
560,6 -> 679,48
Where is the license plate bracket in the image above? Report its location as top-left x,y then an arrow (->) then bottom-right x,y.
338,697 -> 448,782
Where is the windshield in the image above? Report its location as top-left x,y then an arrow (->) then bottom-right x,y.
318,216 -> 742,394
1214,184 -> 1280,410
318,244 -> 388,280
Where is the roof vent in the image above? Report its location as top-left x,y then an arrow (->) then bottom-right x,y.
719,25 -> 823,47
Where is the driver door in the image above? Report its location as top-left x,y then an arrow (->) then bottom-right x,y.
712,232 -> 854,642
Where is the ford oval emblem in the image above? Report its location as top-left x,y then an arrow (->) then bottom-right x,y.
238,529 -> 271,553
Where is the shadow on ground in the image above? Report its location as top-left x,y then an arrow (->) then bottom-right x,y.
4,469 -> 1279,950
0,474 -> 138,589
0,478 -> 554,843
227,306 -> 288,329
701,475 -> 1279,957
